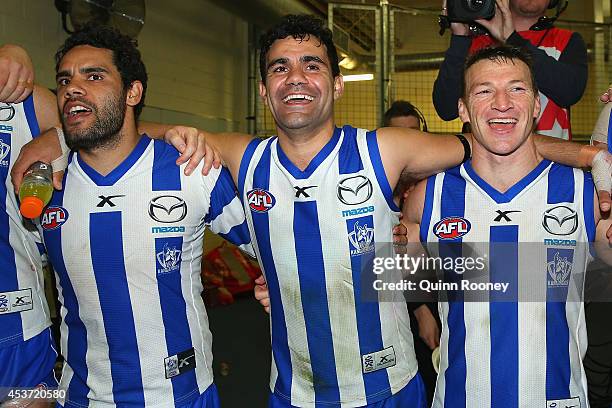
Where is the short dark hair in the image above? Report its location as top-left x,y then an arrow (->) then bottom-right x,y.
259,14 -> 340,82
462,45 -> 538,98
55,23 -> 148,118
383,100 -> 422,128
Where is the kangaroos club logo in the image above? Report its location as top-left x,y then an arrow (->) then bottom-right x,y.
247,189 -> 276,213
433,217 -> 471,240
41,206 -> 69,230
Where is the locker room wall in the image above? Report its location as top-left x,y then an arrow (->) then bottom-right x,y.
0,0 -> 250,133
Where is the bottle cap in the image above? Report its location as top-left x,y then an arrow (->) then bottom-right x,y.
20,196 -> 45,218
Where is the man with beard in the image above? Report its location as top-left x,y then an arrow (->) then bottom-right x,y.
404,45 -> 611,408
39,24 -> 251,407
0,43 -> 220,407
434,0 -> 586,140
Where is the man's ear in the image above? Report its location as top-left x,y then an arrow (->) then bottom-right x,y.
333,75 -> 344,100
258,81 -> 269,107
458,97 -> 470,123
533,90 -> 541,119
126,81 -> 143,107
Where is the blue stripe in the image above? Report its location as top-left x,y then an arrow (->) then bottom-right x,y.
155,236 -> 199,404
439,167 -> 467,408
249,142 -> 292,397
204,167 -> 238,223
23,94 -> 40,137
464,159 -> 551,204
582,171 -> 596,245
546,163 -> 574,400
547,164 -> 574,204
489,226 -> 519,408
0,131 -> 22,346
153,138 -> 182,191
545,248 -> 572,400
79,136 -> 150,186
338,125 -> 364,174
419,175 -> 436,243
277,127 -> 341,179
36,242 -> 46,256
294,201 -> 341,404
365,130 -> 400,212
346,215 -> 391,403
218,220 -> 251,247
42,182 -> 90,406
90,212 -> 145,404
607,107 -> 612,148
238,138 -> 264,201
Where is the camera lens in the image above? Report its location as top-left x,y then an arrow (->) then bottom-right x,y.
465,0 -> 486,11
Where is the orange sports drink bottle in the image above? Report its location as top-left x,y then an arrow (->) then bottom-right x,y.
19,161 -> 53,218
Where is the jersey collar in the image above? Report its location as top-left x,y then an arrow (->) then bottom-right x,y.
276,127 -> 342,180
77,135 -> 151,186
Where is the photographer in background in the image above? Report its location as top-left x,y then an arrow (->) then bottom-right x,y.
433,0 -> 587,140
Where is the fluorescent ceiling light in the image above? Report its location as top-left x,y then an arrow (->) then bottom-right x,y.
339,56 -> 357,70
343,74 -> 374,82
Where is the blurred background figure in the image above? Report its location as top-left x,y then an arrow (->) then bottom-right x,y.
383,100 -> 428,131
383,100 -> 440,406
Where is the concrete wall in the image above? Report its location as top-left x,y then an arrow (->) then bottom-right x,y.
0,0 -> 249,132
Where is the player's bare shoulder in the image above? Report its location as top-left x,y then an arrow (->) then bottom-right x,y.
32,85 -> 60,132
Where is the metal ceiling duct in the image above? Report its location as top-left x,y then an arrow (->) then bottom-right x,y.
209,0 -> 443,72
392,52 -> 445,71
208,0 -> 318,30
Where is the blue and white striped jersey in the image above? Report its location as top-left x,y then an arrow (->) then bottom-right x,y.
0,95 -> 51,349
421,160 -> 595,408
41,136 -> 251,407
238,126 -> 418,407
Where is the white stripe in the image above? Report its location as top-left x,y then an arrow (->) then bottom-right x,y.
358,131 -> 416,393
183,236 -> 213,393
56,281 -> 71,407
121,154 -> 172,406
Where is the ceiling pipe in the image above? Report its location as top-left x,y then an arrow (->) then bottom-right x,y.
209,0 -> 444,72
208,0 -> 321,29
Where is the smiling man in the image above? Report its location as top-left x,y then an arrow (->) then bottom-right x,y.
204,14 -> 611,408
404,45 -> 611,408
13,14 -> 610,408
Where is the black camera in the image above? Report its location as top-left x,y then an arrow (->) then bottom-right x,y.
447,0 -> 495,23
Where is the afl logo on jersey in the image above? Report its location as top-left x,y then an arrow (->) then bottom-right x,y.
247,189 -> 276,213
433,217 -> 471,240
41,206 -> 69,230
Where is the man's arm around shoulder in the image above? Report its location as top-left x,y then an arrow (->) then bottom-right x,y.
377,127 -> 468,191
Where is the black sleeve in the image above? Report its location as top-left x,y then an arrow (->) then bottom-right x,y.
432,35 -> 472,121
506,31 -> 588,107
